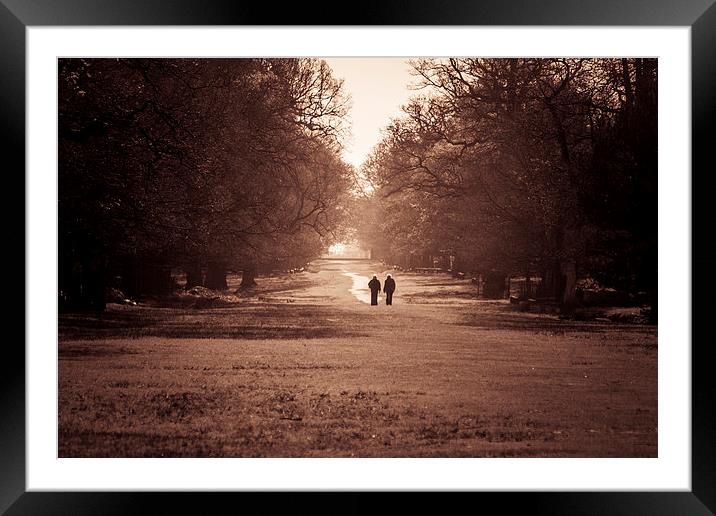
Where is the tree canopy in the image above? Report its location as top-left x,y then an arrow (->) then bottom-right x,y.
358,58 -> 656,314
59,58 -> 354,307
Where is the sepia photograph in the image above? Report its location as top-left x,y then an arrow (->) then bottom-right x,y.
57,56 -> 658,459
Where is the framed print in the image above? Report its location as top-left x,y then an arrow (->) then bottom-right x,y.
5,0 -> 715,513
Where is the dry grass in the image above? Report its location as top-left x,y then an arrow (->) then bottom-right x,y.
59,259 -> 657,457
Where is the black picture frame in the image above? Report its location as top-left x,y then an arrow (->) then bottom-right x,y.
5,0 -> 714,513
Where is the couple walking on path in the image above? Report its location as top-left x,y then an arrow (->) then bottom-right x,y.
368,274 -> 396,306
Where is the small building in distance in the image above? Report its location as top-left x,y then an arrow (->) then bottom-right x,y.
323,243 -> 371,260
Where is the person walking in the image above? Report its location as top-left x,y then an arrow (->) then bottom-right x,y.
368,275 -> 381,306
383,274 -> 396,305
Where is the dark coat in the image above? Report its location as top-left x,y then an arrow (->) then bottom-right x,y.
383,277 -> 396,293
368,278 -> 381,292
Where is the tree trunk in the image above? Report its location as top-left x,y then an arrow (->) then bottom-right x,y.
66,259 -> 85,310
152,266 -> 173,295
483,271 -> 507,299
239,264 -> 257,290
537,262 -> 562,301
185,263 -> 203,288
123,260 -> 171,296
83,253 -> 106,311
205,262 -> 228,290
536,268 -> 548,298
560,260 -> 577,313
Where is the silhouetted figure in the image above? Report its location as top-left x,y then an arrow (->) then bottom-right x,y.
368,275 -> 381,306
383,274 -> 396,305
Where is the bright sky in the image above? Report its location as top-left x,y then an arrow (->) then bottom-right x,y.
323,58 -> 416,169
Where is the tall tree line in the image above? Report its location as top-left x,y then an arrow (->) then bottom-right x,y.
359,58 -> 657,318
59,58 -> 353,310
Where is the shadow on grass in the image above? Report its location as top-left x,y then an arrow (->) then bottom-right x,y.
459,303 -> 656,334
59,303 -> 368,341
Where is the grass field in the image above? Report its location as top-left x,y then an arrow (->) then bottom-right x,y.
58,259 -> 657,457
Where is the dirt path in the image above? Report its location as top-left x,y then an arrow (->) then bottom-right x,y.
59,259 -> 657,457
280,259 -> 467,328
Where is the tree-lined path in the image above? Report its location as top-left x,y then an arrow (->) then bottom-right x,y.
59,259 -> 656,457
58,58 -> 658,459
